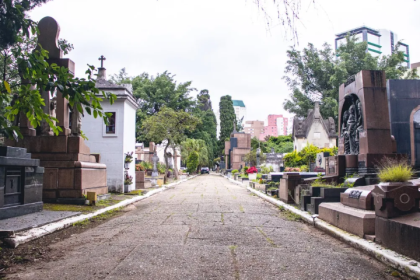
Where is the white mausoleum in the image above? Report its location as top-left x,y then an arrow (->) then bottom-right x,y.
82,64 -> 138,192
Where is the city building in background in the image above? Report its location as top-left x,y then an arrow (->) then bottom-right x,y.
259,114 -> 289,141
233,100 -> 246,127
244,120 -> 265,139
335,26 -> 410,68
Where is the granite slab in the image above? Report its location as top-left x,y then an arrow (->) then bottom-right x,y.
0,210 -> 80,237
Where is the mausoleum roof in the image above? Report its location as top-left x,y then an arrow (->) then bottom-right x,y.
292,102 -> 337,139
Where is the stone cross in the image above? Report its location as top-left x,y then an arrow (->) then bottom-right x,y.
99,55 -> 106,68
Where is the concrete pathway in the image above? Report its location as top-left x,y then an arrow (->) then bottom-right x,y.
13,175 -> 399,279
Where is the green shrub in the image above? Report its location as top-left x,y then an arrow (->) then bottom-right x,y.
377,157 -> 413,182
231,169 -> 239,174
300,165 -> 309,172
256,173 -> 262,179
187,151 -> 199,174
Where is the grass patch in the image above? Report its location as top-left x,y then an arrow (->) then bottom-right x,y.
221,213 -> 225,225
127,190 -> 143,196
377,157 -> 413,182
229,245 -> 238,251
278,207 -> 302,222
239,205 -> 244,213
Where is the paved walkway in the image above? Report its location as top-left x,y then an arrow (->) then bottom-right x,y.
13,175 -> 398,279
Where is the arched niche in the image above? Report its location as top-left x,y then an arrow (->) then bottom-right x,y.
340,94 -> 364,155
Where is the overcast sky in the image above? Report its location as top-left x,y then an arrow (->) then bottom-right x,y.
30,0 -> 420,124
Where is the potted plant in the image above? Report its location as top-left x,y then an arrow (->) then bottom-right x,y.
247,166 -> 258,181
124,173 -> 133,193
124,151 -> 134,169
373,157 -> 417,217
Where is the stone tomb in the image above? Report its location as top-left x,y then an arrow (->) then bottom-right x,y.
306,187 -> 347,215
6,17 -> 107,202
319,185 -> 376,237
224,126 -> 251,170
279,173 -> 302,204
0,147 -> 44,220
373,181 -> 420,261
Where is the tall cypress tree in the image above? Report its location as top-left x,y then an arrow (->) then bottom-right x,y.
218,95 -> 236,154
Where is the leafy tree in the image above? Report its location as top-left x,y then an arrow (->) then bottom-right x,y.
130,71 -> 195,142
218,95 -> 236,154
244,150 -> 267,167
283,35 -> 418,123
251,135 -> 293,154
109,68 -> 131,85
0,27 -> 116,139
0,0 -> 50,49
197,89 -> 212,111
142,107 -> 200,179
187,89 -> 218,166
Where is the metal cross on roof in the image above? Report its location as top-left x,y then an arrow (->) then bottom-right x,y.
98,55 -> 106,68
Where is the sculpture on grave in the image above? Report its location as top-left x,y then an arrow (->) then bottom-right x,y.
340,95 -> 364,155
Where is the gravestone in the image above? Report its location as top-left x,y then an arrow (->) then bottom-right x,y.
0,147 -> 44,219
265,148 -> 283,172
6,17 -> 108,203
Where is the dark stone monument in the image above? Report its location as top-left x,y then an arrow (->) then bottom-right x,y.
386,79 -> 420,167
0,147 -> 44,220
338,70 -> 397,175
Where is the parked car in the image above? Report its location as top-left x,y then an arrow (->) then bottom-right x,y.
201,167 -> 210,174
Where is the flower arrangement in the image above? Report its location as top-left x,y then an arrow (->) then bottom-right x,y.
125,152 -> 134,163
246,166 -> 258,174
135,164 -> 145,171
124,174 -> 133,185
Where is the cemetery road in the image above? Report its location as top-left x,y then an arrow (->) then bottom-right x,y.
12,175 -> 403,279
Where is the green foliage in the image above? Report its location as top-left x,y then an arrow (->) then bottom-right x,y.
218,95 -> 236,153
260,165 -> 273,174
251,135 -> 293,154
244,150 -> 267,167
127,71 -> 195,142
283,35 -> 417,124
231,169 -> 238,174
299,144 -> 320,165
186,91 -> 218,166
0,27 -> 117,138
187,151 -> 199,174
300,165 -> 308,172
377,157 -> 413,183
283,150 -> 305,168
284,144 -> 337,167
157,162 -> 166,174
181,138 -> 210,168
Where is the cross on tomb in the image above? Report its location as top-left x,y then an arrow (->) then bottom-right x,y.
98,55 -> 106,68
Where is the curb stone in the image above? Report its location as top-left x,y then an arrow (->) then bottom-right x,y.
236,180 -> 420,279
3,175 -> 199,248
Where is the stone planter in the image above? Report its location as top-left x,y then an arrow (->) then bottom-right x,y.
373,181 -> 420,218
248,173 -> 257,181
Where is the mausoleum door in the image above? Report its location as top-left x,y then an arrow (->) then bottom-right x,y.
413,110 -> 420,167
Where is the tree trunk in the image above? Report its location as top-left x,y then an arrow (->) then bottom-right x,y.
172,143 -> 179,180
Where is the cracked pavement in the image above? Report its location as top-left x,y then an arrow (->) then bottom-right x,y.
11,175 -> 401,279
